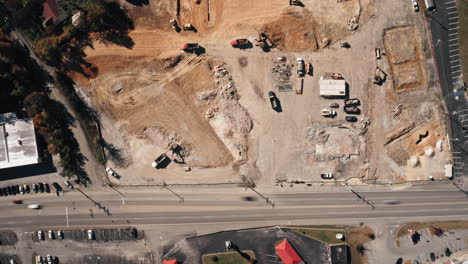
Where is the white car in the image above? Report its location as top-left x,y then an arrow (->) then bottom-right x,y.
48,230 -> 54,239
412,0 -> 419,11
106,167 -> 119,178
58,230 -> 64,239
46,255 -> 52,264
296,58 -> 305,76
37,230 -> 44,240
64,181 -> 73,189
321,109 -> 336,117
321,173 -> 335,179
28,204 -> 41,209
87,229 -> 94,240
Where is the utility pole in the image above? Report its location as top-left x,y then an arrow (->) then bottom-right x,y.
162,183 -> 184,203
342,184 -> 375,209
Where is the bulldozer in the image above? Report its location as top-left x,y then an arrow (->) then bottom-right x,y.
289,0 -> 303,6
254,31 -> 273,51
373,66 -> 387,85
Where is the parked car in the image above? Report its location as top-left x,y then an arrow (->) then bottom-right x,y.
268,91 -> 278,110
64,181 -> 73,189
230,39 -> 250,48
38,183 -> 44,193
396,258 -> 403,264
412,0 -> 419,11
320,173 -> 334,179
345,116 -> 358,122
430,252 -> 436,262
46,255 -> 52,264
225,240 -> 233,249
181,43 -> 199,53
296,58 -> 305,77
33,183 -> 39,193
57,230 -> 64,239
344,98 -> 360,106
52,182 -> 62,191
19,185 -> 24,194
0,188 -> 4,196
24,184 -> 30,193
12,200 -> 22,204
2,187 -> 8,196
43,183 -> 50,193
37,230 -> 44,240
48,230 -> 54,239
87,229 -> 94,240
329,103 -> 339,108
344,106 -> 360,114
9,258 -> 16,264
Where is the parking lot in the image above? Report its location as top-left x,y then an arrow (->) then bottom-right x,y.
0,255 -> 19,264
60,254 -> 153,264
33,227 -> 142,243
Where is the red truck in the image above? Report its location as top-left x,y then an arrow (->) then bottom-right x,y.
231,39 -> 250,48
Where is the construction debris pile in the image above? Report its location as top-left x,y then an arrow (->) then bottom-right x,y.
304,123 -> 361,162
272,59 -> 293,92
196,64 -> 253,161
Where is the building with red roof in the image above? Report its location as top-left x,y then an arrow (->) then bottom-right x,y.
162,260 -> 177,264
275,239 -> 305,264
42,0 -> 59,27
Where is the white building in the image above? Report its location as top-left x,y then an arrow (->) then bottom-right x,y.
319,77 -> 346,97
0,113 -> 39,169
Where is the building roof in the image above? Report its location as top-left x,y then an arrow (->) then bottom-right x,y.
275,239 -> 304,264
42,0 -> 59,25
162,260 -> 177,264
0,113 -> 39,169
319,77 -> 346,97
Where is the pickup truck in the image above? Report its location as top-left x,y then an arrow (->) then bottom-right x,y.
321,109 -> 336,117
344,106 -> 360,114
268,91 -> 278,109
181,43 -> 199,52
230,39 -> 249,47
296,58 -> 305,77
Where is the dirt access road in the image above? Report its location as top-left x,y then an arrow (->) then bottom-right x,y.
72,0 -> 448,186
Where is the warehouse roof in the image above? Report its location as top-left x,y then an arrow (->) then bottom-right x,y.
0,113 -> 39,169
319,77 -> 346,97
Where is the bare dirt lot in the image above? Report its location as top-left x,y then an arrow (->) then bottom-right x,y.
71,0 -> 449,185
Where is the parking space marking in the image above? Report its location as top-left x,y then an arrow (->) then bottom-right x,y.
449,26 -> 459,30
449,22 -> 459,26
451,59 -> 461,63
448,16 -> 458,20
449,43 -> 459,47
447,6 -> 457,9
452,65 -> 461,70
449,48 -> 459,52
452,69 -> 462,74
450,54 -> 460,58
449,32 -> 458,36
449,38 -> 459,42
448,11 -> 458,14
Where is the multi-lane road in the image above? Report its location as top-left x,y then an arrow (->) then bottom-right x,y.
1,183 -> 467,230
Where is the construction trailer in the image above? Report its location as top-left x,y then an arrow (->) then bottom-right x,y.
319,77 -> 346,97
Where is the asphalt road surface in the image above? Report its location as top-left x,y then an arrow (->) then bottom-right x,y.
0,183 -> 467,230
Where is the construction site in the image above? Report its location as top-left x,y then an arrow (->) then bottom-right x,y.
71,0 -> 452,186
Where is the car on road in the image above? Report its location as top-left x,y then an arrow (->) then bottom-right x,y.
106,167 -> 120,179
383,200 -> 400,205
37,230 -> 44,240
33,183 -> 39,193
65,181 -> 73,189
43,183 -> 50,193
345,116 -> 358,122
28,204 -> 41,209
48,230 -> 54,239
320,173 -> 334,179
225,240 -> 233,249
430,252 -> 436,261
296,58 -> 305,77
57,230 -> 64,239
12,200 -> 22,204
412,0 -> 419,11
87,229 -> 94,240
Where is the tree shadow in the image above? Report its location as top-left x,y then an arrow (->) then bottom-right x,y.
125,0 -> 149,6
102,140 -> 125,166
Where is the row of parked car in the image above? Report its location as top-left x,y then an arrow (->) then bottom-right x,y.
35,255 -> 58,264
321,98 -> 361,121
0,181 -> 74,197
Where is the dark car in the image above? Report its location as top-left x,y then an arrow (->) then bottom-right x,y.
268,91 -> 278,110
32,184 -> 39,193
395,258 -> 403,264
344,106 -> 360,114
12,199 -> 22,204
329,103 -> 339,108
52,182 -> 62,191
44,183 -> 50,193
430,252 -> 435,261
38,183 -> 44,193
3,187 -> 9,196
14,185 -> 20,194
346,116 -> 358,122
0,188 -> 4,196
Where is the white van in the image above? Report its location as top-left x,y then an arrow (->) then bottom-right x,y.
28,204 -> 41,209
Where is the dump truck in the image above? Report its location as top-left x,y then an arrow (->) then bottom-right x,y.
152,154 -> 169,169
181,43 -> 199,53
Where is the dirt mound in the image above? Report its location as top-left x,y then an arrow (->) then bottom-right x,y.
262,10 -> 318,52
